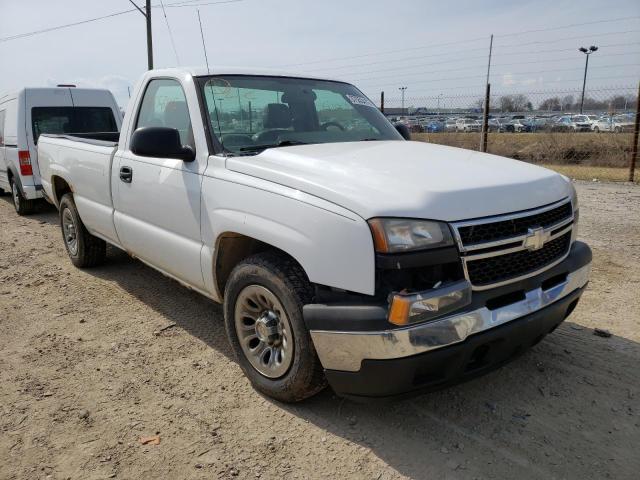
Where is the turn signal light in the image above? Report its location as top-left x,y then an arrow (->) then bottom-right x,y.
388,281 -> 472,326
18,150 -> 33,176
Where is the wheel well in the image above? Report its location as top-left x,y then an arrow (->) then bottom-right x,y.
52,176 -> 72,206
213,233 -> 304,300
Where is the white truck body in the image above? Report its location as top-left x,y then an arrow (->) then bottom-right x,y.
38,67 -> 591,401
0,86 -> 121,212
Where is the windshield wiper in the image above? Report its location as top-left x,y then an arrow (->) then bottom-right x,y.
239,140 -> 308,152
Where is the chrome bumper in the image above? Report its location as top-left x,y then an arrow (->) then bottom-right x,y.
310,262 -> 590,372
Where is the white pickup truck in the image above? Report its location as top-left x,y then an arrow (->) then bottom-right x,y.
38,67 -> 591,402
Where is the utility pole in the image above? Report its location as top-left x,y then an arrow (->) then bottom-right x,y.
146,0 -> 153,69
629,80 -> 640,182
579,45 -> 598,114
128,0 -> 153,70
399,87 -> 407,115
380,91 -> 385,114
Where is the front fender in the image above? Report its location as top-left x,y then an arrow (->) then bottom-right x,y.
200,172 -> 376,297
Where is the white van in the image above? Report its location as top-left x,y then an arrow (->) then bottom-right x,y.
0,86 -> 122,214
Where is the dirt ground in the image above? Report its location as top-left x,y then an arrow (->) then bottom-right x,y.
1,181 -> 639,480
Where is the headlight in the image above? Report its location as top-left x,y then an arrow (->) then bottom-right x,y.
569,182 -> 579,212
368,218 -> 454,253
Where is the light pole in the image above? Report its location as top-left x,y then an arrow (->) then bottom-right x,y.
399,87 -> 407,115
437,93 -> 442,114
579,45 -> 598,114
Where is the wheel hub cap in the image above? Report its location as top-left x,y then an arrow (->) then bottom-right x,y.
62,208 -> 78,255
234,285 -> 293,379
255,311 -> 281,345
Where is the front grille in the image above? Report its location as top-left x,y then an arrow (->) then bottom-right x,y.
466,232 -> 571,287
458,202 -> 572,246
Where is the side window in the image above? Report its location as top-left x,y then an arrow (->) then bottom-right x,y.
135,79 -> 194,150
0,110 -> 5,146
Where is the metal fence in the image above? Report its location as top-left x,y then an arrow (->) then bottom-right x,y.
381,86 -> 639,182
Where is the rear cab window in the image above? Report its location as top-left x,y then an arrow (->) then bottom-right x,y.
31,107 -> 118,143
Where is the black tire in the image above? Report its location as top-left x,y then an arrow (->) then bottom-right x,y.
223,251 -> 327,402
10,178 -> 37,215
59,193 -> 106,268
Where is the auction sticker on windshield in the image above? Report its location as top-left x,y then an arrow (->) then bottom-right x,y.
345,94 -> 376,108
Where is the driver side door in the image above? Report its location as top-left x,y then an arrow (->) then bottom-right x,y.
113,78 -> 207,290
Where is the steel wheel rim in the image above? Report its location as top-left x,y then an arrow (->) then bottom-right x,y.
62,208 -> 78,255
234,285 -> 293,379
11,183 -> 20,211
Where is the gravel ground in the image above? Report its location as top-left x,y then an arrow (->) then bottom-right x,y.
1,181 -> 639,480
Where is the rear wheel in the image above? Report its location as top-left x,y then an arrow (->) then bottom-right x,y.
10,178 -> 36,215
223,251 -> 326,402
59,193 -> 106,267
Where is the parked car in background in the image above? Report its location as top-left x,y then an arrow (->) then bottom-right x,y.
0,86 -> 121,214
611,113 -> 634,133
444,118 -> 457,132
504,118 -> 534,133
550,115 -> 591,132
456,118 -> 480,132
37,67 -> 591,402
423,119 -> 445,133
592,115 -> 613,132
488,118 -> 505,132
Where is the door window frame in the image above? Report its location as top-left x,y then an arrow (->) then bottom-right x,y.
132,77 -> 196,155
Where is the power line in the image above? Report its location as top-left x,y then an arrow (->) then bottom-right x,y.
297,34 -> 640,75
366,75 -> 640,95
354,64 -> 640,89
0,0 -> 243,43
337,47 -> 640,84
279,37 -> 489,68
492,29 -> 640,49
495,15 -> 640,38
345,51 -> 640,82
279,16 -> 640,69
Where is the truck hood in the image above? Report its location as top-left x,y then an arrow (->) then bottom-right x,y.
226,140 -> 571,221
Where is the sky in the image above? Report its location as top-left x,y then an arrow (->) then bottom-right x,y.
0,0 -> 639,109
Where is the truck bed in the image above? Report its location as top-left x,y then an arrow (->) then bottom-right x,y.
37,133 -> 120,244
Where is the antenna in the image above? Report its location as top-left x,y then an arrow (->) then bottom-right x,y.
197,9 -> 210,74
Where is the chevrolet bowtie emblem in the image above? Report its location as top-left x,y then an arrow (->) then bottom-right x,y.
523,227 -> 550,251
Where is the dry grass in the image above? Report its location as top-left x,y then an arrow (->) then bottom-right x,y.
542,164 -> 638,183
413,132 -> 635,169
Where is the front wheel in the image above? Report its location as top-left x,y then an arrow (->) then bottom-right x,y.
10,179 -> 36,215
223,252 -> 326,402
59,194 -> 106,267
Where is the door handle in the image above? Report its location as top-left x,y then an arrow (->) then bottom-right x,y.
120,166 -> 133,183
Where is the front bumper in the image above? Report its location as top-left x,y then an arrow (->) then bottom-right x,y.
306,241 -> 591,399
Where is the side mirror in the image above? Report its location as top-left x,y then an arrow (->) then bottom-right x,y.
394,122 -> 411,140
130,127 -> 195,162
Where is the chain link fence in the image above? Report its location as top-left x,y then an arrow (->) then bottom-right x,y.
382,86 -> 639,182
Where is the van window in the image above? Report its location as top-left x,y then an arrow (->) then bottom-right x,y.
31,107 -> 118,143
0,110 -> 5,146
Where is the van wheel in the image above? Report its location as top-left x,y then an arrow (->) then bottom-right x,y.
10,179 -> 36,215
59,193 -> 106,267
224,251 -> 326,402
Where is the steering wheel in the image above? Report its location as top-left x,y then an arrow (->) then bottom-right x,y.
321,121 -> 345,131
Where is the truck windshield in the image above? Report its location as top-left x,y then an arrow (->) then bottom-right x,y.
199,75 -> 402,155
31,107 -> 118,143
